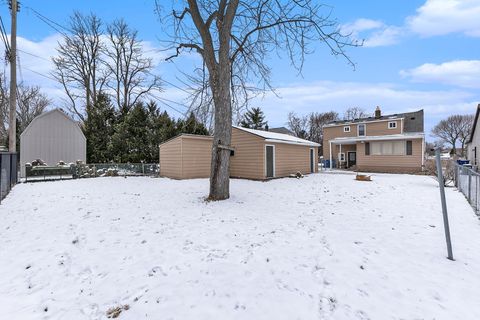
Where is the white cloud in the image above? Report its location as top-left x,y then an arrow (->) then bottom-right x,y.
400,60 -> 480,88
407,0 -> 480,37
341,19 -> 404,47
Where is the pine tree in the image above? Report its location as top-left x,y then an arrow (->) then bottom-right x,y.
240,107 -> 267,129
176,112 -> 209,135
109,102 -> 150,163
84,93 -> 116,163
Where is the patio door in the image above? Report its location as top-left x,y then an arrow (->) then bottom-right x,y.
347,151 -> 356,168
265,145 -> 275,178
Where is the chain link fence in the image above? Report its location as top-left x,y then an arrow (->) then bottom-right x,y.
25,162 -> 160,181
455,164 -> 480,216
0,152 -> 18,203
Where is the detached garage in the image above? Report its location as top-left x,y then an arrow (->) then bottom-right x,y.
159,126 -> 319,180
20,109 -> 86,177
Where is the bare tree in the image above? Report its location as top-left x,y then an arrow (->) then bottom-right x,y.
0,72 -> 8,145
308,111 -> 338,146
52,12 -> 106,121
459,114 -> 474,157
287,112 -> 308,139
157,0 -> 358,200
104,19 -> 162,114
287,110 -> 338,152
431,114 -> 474,156
0,72 -> 50,144
16,85 -> 50,132
343,107 -> 368,120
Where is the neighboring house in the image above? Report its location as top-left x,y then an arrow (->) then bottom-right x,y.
159,126 -> 320,180
20,109 -> 86,177
268,127 -> 295,136
467,104 -> 480,165
323,107 -> 425,173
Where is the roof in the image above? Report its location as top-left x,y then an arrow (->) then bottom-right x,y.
159,133 -> 212,146
20,108 -> 85,140
329,133 -> 425,144
325,109 -> 424,133
268,127 -> 295,136
468,104 -> 480,144
234,126 -> 320,147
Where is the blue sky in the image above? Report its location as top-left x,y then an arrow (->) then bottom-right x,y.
0,0 -> 478,139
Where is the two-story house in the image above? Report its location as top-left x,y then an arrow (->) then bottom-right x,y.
323,107 -> 425,173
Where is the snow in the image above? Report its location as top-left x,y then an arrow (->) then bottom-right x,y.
0,172 -> 479,320
233,126 -> 320,147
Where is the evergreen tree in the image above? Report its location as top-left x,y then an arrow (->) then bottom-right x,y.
176,112 -> 209,135
240,107 -> 267,129
109,102 -> 150,163
84,93 -> 116,163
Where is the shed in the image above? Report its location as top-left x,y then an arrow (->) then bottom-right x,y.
20,109 -> 86,177
159,126 -> 320,180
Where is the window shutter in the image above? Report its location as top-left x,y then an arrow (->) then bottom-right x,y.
406,140 -> 413,155
365,142 -> 370,155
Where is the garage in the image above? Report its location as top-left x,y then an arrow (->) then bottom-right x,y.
159,126 -> 319,180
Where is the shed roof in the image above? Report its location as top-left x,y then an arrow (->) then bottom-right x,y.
20,108 -> 85,140
233,126 -> 320,147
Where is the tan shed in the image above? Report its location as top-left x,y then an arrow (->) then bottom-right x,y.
20,109 -> 86,177
159,126 -> 320,180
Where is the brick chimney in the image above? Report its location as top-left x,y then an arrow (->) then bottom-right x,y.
375,106 -> 381,119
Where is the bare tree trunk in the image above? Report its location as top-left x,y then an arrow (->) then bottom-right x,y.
209,68 -> 232,200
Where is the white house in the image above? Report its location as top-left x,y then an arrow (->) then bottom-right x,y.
20,109 -> 86,177
467,104 -> 480,166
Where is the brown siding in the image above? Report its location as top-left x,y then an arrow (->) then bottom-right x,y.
271,143 -> 318,177
181,136 -> 213,178
356,138 -> 423,172
230,128 -> 264,179
323,119 -> 402,157
159,136 -> 182,179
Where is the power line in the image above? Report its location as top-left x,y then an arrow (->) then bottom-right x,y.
18,49 -> 50,62
24,6 -> 71,37
21,65 -> 57,82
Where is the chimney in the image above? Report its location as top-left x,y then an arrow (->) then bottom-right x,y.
375,106 -> 381,119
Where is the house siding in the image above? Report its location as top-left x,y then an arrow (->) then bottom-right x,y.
356,138 -> 423,173
159,136 -> 183,179
230,127 -> 264,179
468,114 -> 480,165
270,143 -> 318,177
323,119 -> 402,159
181,136 -> 213,179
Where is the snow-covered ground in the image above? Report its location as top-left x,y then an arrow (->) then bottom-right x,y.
0,172 -> 479,320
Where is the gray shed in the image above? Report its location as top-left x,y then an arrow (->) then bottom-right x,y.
20,109 -> 86,177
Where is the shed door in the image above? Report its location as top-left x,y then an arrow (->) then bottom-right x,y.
310,148 -> 315,173
266,145 -> 274,178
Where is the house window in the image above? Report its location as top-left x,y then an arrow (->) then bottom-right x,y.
365,142 -> 370,155
388,121 -> 397,129
358,124 -> 366,136
371,141 -> 405,155
406,141 -> 413,155
343,126 -> 351,133
338,153 -> 345,162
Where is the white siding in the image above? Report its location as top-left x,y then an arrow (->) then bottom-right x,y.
20,109 -> 86,177
468,117 -> 480,166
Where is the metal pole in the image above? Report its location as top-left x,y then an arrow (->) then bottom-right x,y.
435,148 -> 454,261
468,169 -> 472,204
8,0 -> 17,152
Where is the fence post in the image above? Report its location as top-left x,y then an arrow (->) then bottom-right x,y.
435,148 -> 454,261
468,169 -> 472,204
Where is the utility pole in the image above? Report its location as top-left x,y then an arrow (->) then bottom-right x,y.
8,0 -> 17,152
